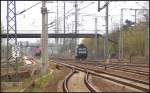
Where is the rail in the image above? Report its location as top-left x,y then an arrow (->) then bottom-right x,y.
52,60 -> 149,92
63,69 -> 76,92
84,71 -> 99,92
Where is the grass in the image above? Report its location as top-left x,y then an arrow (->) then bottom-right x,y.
1,82 -> 23,92
1,71 -> 53,92
2,63 -> 70,92
24,71 -> 54,92
36,72 -> 54,87
30,86 -> 41,92
3,87 -> 21,92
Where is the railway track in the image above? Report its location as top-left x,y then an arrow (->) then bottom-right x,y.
102,65 -> 149,76
79,62 -> 149,76
50,58 -> 149,76
51,58 -> 149,81
72,63 -> 149,85
50,57 -> 148,67
63,69 -> 98,92
81,60 -> 149,68
51,60 -> 149,92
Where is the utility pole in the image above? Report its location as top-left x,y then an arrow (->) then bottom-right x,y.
41,1 -> 48,75
20,42 -> 23,57
56,1 -> 59,45
72,22 -> 74,53
134,9 -> 137,25
25,41 -> 28,56
143,10 -> 149,61
147,12 -> 149,64
104,37 -> 106,59
144,14 -> 147,57
97,1 -> 110,60
121,10 -> 124,60
67,24 -> 70,33
105,2 -> 109,60
63,1 -> 66,53
95,17 -> 98,59
75,1 -> 77,47
145,10 -> 149,59
119,8 -> 123,60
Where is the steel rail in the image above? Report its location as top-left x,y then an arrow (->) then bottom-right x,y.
79,62 -> 149,75
73,63 -> 149,85
52,61 -> 149,92
49,57 -> 148,68
63,68 -> 98,92
84,71 -> 99,92
49,57 -> 149,74
63,69 -> 76,92
105,65 -> 149,75
79,62 -> 149,76
82,60 -> 149,68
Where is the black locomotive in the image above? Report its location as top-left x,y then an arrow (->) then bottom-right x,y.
75,44 -> 88,60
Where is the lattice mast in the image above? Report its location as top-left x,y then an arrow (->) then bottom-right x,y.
6,1 -> 18,81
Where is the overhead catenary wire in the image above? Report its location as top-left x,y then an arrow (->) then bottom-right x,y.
48,2 -> 95,28
64,2 -> 95,19
48,1 -> 84,24
47,1 -> 82,26
78,2 -> 95,12
48,5 -> 75,26
16,1 -> 41,15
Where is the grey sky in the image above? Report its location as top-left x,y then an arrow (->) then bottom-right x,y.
1,1 -> 148,43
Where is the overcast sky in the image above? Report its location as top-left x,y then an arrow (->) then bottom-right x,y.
1,1 -> 149,44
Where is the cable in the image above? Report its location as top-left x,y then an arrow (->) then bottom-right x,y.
66,2 -> 95,18
48,2 -> 77,26
16,1 -> 41,15
48,6 -> 75,26
78,2 -> 95,12
48,2 -> 95,27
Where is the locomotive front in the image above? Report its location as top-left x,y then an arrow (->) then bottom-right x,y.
75,44 -> 88,60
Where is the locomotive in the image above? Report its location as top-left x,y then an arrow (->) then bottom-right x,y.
75,44 -> 88,60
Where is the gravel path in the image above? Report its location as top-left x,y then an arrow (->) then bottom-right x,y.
68,71 -> 90,92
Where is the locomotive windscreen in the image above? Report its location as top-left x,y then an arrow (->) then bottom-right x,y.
78,48 -> 87,54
